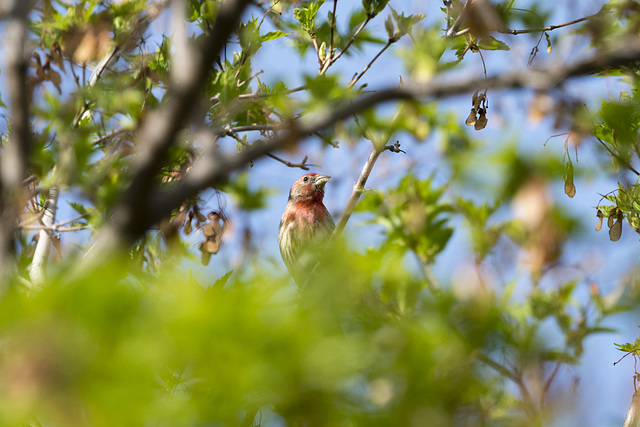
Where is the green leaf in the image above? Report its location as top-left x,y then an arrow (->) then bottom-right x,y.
294,0 -> 325,32
384,15 -> 394,39
477,35 -> 510,51
68,201 -> 88,215
260,30 -> 292,43
212,269 -> 233,289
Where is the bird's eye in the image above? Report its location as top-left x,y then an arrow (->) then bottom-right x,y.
303,176 -> 309,182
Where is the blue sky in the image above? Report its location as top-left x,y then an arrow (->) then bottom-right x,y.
1,0 -> 637,424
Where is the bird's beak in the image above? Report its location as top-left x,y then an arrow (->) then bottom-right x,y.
314,174 -> 331,188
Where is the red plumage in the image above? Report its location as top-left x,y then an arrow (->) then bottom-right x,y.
278,173 -> 335,286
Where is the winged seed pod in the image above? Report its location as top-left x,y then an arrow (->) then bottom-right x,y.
609,215 -> 622,241
595,209 -> 603,231
608,207 -> 618,228
563,161 -> 575,198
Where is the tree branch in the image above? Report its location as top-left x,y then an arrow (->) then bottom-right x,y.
501,14 -> 596,36
320,13 -> 374,74
27,187 -> 59,286
333,146 -> 382,236
84,0 -> 252,265
0,0 -> 33,283
85,35 -> 640,266
227,129 -> 314,170
348,39 -> 394,88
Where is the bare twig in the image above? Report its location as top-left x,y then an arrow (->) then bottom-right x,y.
227,129 -> 314,170
447,6 -> 598,38
324,0 -> 338,71
320,13 -> 374,75
348,39 -> 394,88
333,146 -> 383,236
502,14 -> 596,36
222,124 -> 287,134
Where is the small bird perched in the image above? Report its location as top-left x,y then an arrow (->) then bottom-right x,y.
278,173 -> 335,286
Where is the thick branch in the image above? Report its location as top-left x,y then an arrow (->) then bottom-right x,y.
0,0 -> 32,282
88,36 -> 640,260
27,187 -> 59,286
85,0 -> 251,262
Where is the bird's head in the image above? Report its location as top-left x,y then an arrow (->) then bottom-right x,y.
288,173 -> 331,202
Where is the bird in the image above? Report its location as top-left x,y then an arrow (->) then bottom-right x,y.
278,173 -> 335,286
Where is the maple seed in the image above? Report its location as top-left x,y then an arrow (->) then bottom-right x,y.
474,108 -> 488,130
609,217 -> 622,241
608,207 -> 618,228
465,108 -> 477,126
545,32 -> 552,54
595,209 -> 603,232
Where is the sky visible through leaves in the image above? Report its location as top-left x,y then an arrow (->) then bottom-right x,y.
0,0 -> 638,424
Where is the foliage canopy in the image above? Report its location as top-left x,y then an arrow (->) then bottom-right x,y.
1,0 -> 640,425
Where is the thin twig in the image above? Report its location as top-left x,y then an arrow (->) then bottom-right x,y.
596,137 -> 640,176
223,124 -> 286,134
448,10 -> 597,38
227,127 -> 314,170
333,146 -> 383,236
324,0 -> 338,70
92,128 -> 129,146
320,14 -> 374,74
348,39 -> 393,88
503,14 -> 596,35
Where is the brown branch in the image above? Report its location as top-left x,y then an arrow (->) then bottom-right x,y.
82,36 -> 640,266
227,129 -> 314,170
223,124 -> 286,134
502,14 -> 596,36
320,13 -> 374,75
348,39 -> 394,88
321,0 -> 338,73
85,0 -> 252,262
0,1 -> 32,283
448,7 -> 597,38
333,146 -> 383,236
